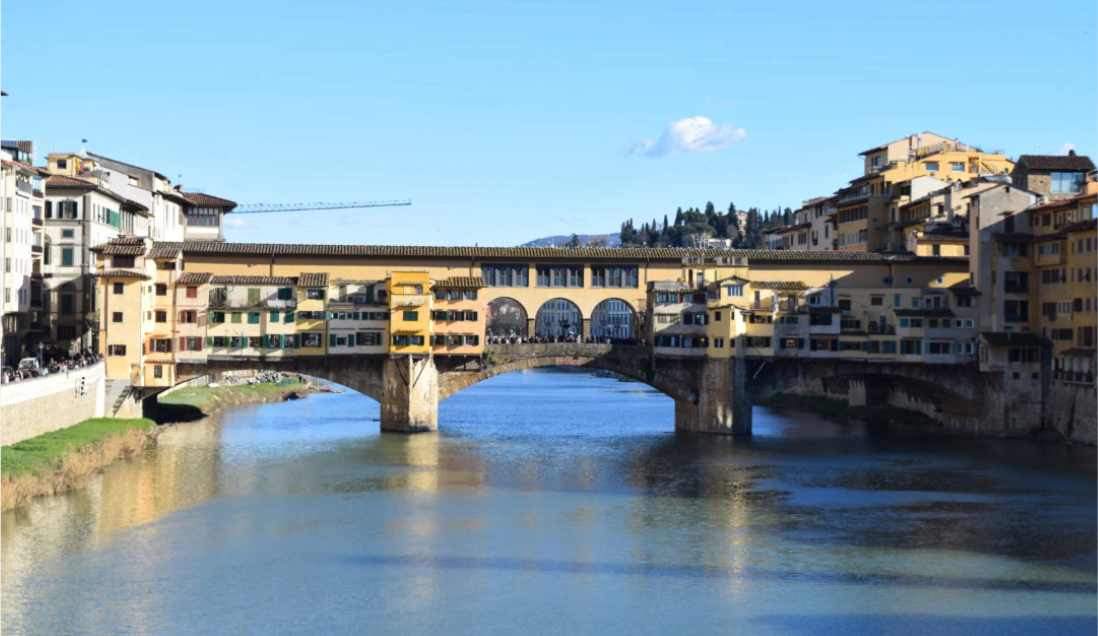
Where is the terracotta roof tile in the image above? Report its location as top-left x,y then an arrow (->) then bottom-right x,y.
46,174 -> 96,187
299,272 -> 329,287
148,244 -> 182,259
94,269 -> 150,279
182,192 -> 238,209
177,272 -> 213,284
894,308 -> 955,318
435,276 -> 484,288
210,275 -> 298,286
149,241 -> 968,265
749,281 -> 808,291
1016,155 -> 1095,172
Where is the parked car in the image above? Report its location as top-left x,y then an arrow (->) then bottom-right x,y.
18,357 -> 45,377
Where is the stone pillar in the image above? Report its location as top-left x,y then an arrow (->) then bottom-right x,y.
674,357 -> 751,435
381,355 -> 439,433
527,317 -> 537,339
581,317 -> 591,340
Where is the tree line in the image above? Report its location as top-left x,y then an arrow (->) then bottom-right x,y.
617,202 -> 794,249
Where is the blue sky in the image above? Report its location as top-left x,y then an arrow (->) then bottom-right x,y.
3,0 -> 1095,246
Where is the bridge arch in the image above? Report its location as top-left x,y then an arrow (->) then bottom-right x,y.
590,298 -> 635,340
535,298 -> 583,338
439,344 -> 696,404
750,359 -> 986,425
485,297 -> 529,338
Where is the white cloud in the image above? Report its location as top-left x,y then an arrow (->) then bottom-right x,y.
560,214 -> 579,223
224,218 -> 252,229
627,116 -> 747,158
1056,141 -> 1076,155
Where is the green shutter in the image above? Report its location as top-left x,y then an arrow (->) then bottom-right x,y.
329,334 -> 337,347
271,311 -> 279,323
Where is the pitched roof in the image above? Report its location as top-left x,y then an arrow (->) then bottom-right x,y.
894,308 -> 955,318
182,192 -> 238,209
1058,348 -> 1096,358
145,241 -> 969,265
980,332 -> 1051,347
1015,154 -> 1095,172
949,281 -> 981,296
920,230 -> 968,242
148,244 -> 182,259
210,275 -> 297,286
176,272 -> 213,284
1058,218 -> 1097,235
94,269 -> 149,279
749,281 -> 808,291
435,276 -> 485,289
91,236 -> 148,255
87,152 -> 168,181
299,272 -> 329,287
46,174 -> 96,187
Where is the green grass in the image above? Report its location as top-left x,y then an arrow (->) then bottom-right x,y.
158,377 -> 303,409
1,418 -> 157,478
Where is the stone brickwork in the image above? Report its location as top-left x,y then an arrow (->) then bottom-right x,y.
1045,383 -> 1097,444
1,363 -> 106,446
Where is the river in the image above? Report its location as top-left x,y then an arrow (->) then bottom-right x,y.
2,368 -> 1095,635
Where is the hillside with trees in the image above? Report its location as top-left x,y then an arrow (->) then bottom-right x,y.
618,202 -> 794,249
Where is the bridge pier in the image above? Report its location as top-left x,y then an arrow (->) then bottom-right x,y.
674,357 -> 752,435
381,355 -> 439,433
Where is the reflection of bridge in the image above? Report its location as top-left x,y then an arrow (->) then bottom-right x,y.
171,344 -> 997,434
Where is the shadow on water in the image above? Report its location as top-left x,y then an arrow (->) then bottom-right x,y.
336,554 -> 1097,593
750,615 -> 1097,636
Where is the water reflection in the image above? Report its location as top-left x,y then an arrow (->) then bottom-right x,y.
2,369 -> 1095,636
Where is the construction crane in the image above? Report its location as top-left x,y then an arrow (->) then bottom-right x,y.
233,200 -> 412,214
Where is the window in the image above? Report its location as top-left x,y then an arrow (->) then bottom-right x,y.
153,365 -> 164,379
179,311 -> 197,323
284,311 -> 295,323
210,312 -> 226,324
107,344 -> 126,356
186,286 -> 198,298
112,311 -> 124,323
60,294 -> 74,315
248,312 -> 261,324
270,311 -> 280,323
591,266 -> 638,288
113,255 -> 135,268
481,264 -> 530,287
231,312 -> 242,323
402,310 -> 418,321
306,289 -> 326,300
155,310 -> 167,323
870,296 -> 883,306
1050,172 -> 1085,194
61,229 -> 74,238
536,265 -> 584,287
950,162 -> 964,172
301,333 -> 322,348
61,247 -> 74,267
924,161 -> 939,172
150,338 -> 172,353
725,284 -> 744,297
156,284 -> 168,296
57,159 -> 68,169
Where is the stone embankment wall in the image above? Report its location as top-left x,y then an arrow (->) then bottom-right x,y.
1045,383 -> 1097,445
0,363 -> 106,446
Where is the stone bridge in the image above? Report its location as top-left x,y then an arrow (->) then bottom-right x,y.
169,344 -> 1013,435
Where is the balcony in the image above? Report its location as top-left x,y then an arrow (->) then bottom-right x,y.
208,298 -> 297,309
15,181 -> 33,195
1004,315 -> 1029,323
1003,284 -> 1029,294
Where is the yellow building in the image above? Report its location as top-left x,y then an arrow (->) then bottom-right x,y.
834,134 -> 1014,252
388,271 -> 432,355
431,276 -> 485,355
295,272 -> 329,356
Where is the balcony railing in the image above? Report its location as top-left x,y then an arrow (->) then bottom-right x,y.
209,298 -> 297,309
1004,284 -> 1029,294
15,181 -> 33,194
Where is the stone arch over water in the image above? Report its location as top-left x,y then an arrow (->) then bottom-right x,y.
590,298 -> 635,340
535,299 -> 582,338
486,297 -> 529,338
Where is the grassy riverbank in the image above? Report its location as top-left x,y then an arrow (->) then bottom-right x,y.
761,393 -> 937,427
154,377 -> 306,423
1,418 -> 158,512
